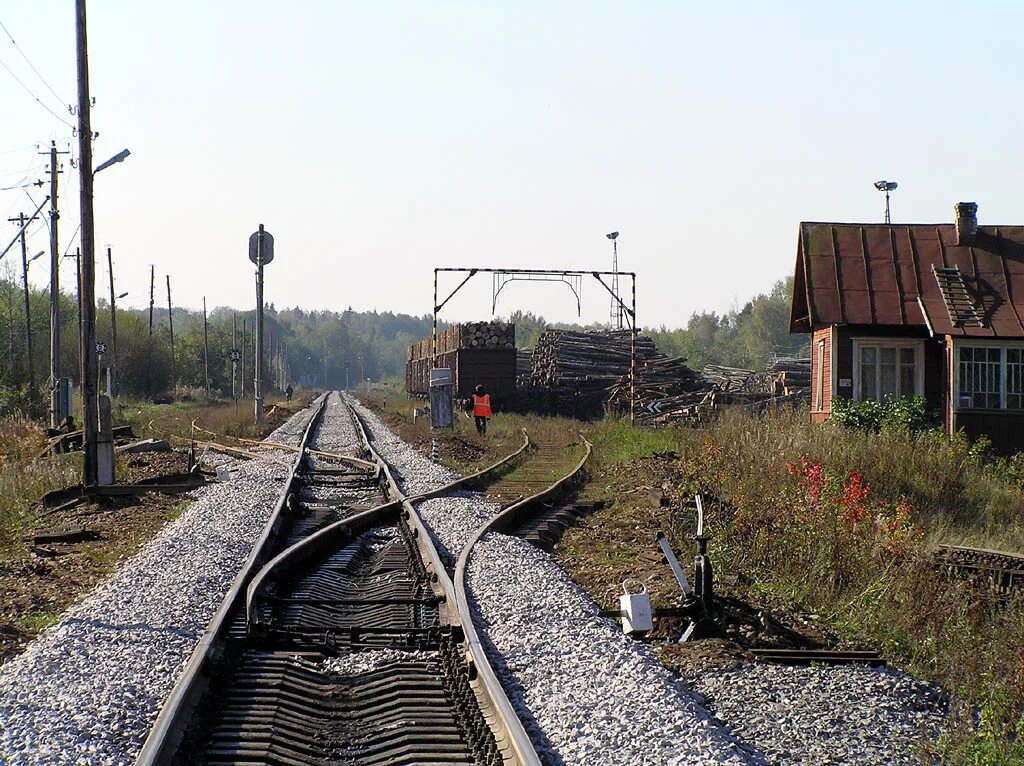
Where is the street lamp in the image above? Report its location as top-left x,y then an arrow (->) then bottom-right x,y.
94,148 -> 130,175
874,180 -> 897,224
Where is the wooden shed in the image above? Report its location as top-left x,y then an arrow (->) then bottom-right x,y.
790,203 -> 1024,453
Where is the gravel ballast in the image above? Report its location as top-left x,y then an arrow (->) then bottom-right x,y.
351,395 -> 949,765
350,397 -> 754,765
693,664 -> 947,764
0,396 -> 339,766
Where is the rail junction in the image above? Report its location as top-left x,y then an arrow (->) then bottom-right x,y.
136,392 -> 592,765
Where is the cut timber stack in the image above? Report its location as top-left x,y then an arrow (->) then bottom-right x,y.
529,329 -> 661,418
406,321 -> 516,401
605,355 -> 705,421
614,357 -> 812,426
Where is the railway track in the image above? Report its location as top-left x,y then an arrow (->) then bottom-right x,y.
137,393 -> 542,765
935,543 -> 1024,595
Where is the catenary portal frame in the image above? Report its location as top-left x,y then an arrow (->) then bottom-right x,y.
432,267 -> 638,422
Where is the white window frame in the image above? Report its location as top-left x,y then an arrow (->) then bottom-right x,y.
953,338 -> 1024,412
851,338 -> 925,402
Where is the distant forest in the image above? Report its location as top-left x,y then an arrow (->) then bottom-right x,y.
0,272 -> 804,414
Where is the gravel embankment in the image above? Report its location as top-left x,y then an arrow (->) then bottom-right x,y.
693,664 -> 947,764
0,396 -> 338,766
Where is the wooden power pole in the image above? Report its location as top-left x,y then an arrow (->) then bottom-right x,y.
231,311 -> 237,400
202,296 -> 210,397
148,264 -> 154,335
107,246 -> 119,397
44,141 -> 67,427
75,0 -> 100,487
166,275 -> 175,392
240,318 -> 246,398
9,211 -> 37,390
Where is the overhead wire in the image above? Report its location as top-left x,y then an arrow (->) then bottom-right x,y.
0,19 -> 68,109
0,53 -> 75,130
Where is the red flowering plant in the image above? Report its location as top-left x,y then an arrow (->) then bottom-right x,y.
782,454 -> 922,588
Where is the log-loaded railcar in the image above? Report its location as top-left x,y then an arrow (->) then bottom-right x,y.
406,321 -> 516,404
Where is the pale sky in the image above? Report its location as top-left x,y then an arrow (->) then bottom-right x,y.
2,2 -> 1022,330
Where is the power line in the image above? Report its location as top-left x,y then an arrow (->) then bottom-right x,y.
0,180 -> 39,192
0,18 -> 67,109
0,52 -> 75,129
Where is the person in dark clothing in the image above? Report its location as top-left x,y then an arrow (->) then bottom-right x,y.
284,384 -> 294,401
470,384 -> 492,435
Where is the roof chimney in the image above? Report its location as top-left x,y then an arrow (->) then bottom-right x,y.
955,202 -> 978,246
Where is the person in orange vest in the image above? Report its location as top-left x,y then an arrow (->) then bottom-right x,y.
471,384 -> 492,435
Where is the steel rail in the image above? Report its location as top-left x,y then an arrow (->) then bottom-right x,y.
243,401 -> 541,764
451,434 -> 592,760
135,392 -> 330,766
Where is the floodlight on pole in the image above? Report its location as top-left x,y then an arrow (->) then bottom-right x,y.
606,231 -> 621,328
116,291 -> 128,299
874,180 -> 898,223
29,250 -> 45,265
94,148 -> 130,175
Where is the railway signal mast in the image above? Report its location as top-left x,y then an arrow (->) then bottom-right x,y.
249,224 -> 274,423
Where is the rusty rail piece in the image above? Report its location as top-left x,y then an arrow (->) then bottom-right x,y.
240,412 -> 540,765
136,392 -> 329,765
935,543 -> 1024,594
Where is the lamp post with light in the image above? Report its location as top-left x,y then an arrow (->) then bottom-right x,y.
875,180 -> 898,224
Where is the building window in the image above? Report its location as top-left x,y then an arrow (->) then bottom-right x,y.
957,344 -> 1024,410
853,341 -> 922,402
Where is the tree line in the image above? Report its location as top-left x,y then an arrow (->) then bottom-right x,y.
0,273 -> 805,418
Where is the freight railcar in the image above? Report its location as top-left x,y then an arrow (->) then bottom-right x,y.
406,321 -> 516,405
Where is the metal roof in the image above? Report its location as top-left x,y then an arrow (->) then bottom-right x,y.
789,223 -> 1024,337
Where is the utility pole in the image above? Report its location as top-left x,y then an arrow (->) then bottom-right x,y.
240,318 -> 246,398
202,296 -> 210,398
148,264 -> 154,335
166,275 -> 175,392
106,246 -> 119,397
231,311 -> 237,400
43,141 -> 67,428
75,0 -> 99,487
9,211 -> 38,389
267,330 -> 273,393
74,248 -> 81,341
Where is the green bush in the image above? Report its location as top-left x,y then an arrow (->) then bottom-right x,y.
832,395 -> 936,433
0,384 -> 48,421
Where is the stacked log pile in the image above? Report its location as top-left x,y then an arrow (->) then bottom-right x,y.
408,321 -> 515,362
527,330 -> 661,418
516,348 -> 534,379
613,357 -> 811,426
605,355 -> 705,419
